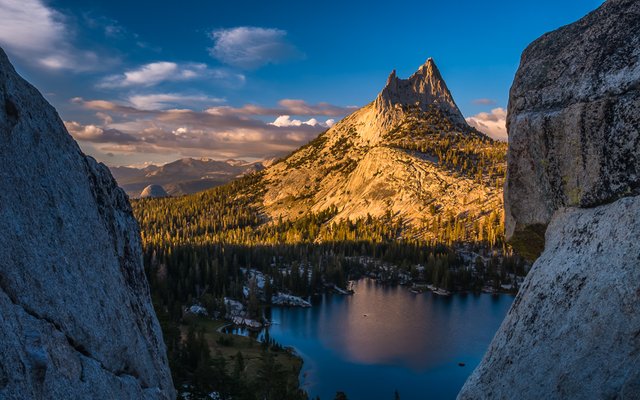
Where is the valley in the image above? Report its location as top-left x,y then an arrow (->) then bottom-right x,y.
132,60 -> 525,398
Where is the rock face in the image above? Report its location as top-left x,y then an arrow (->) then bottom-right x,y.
140,184 -> 169,199
0,48 -> 174,399
459,1 -> 640,398
376,59 -> 466,127
459,198 -> 640,399
504,0 -> 640,258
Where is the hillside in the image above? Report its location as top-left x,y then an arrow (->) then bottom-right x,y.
133,58 -> 518,399
134,58 -> 509,250
262,59 -> 505,241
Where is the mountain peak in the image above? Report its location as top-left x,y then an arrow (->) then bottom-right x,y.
376,58 -> 466,125
414,57 -> 439,77
386,69 -> 397,85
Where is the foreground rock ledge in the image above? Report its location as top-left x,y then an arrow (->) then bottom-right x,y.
0,47 -> 174,398
459,195 -> 640,399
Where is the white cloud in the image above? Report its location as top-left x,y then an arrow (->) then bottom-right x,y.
96,112 -> 113,125
173,127 -> 188,135
128,93 -> 225,110
65,120 -> 137,142
0,0 -> 102,71
119,62 -> 182,86
205,99 -> 355,118
68,98 -> 336,163
65,121 -> 103,140
99,61 -> 245,88
209,26 -> 301,69
100,62 -> 189,87
0,0 -> 64,53
271,115 -> 303,127
472,98 -> 496,106
466,107 -> 508,141
270,115 -> 334,128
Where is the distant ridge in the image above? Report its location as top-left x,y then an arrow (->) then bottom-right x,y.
110,157 -> 264,197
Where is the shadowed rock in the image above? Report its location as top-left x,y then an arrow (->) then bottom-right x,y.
459,197 -> 640,399
504,0 -> 640,258
0,47 -> 174,399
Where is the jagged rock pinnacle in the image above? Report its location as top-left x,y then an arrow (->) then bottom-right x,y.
386,69 -> 397,87
376,58 -> 466,125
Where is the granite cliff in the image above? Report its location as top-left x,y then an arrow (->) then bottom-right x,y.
0,48 -> 175,399
459,0 -> 640,398
504,0 -> 640,259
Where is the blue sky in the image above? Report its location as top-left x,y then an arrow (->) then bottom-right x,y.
0,0 -> 604,166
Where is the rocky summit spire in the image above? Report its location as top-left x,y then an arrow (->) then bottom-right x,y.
375,58 -> 466,125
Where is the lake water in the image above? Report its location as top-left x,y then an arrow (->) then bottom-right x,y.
236,279 -> 513,400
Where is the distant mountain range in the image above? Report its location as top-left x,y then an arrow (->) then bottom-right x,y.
110,158 -> 266,197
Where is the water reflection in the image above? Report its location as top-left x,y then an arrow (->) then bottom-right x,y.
233,279 -> 513,400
